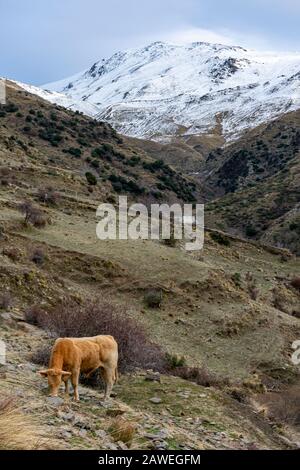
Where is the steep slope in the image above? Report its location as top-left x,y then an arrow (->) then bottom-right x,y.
203,109 -> 300,253
43,41 -> 300,141
0,81 -> 200,204
0,81 -> 300,450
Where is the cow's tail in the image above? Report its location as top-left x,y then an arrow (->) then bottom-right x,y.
114,367 -> 119,383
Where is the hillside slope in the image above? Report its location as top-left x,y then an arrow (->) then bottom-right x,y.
0,81 -> 200,204
203,109 -> 300,253
0,81 -> 300,450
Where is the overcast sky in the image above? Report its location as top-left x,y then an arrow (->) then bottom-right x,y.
1,0 -> 300,85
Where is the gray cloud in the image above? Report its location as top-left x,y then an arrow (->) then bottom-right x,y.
0,0 -> 299,85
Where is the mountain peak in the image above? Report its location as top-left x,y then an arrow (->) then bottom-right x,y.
41,41 -> 300,141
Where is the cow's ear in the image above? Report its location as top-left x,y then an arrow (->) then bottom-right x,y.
38,370 -> 49,377
62,371 -> 72,378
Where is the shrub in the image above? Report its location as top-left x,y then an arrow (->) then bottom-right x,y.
245,226 -> 258,237
30,298 -> 167,374
24,304 -> 46,326
210,231 -> 231,246
290,277 -> 300,292
30,248 -> 46,266
163,229 -> 178,248
248,281 -> 259,300
3,246 -> 21,262
265,386 -> 300,426
4,103 -> 19,113
18,200 -> 47,228
272,287 -> 287,312
85,172 -> 97,186
144,289 -> 163,308
166,353 -> 186,368
37,187 -> 60,206
231,272 -> 242,287
172,366 -> 229,388
67,147 -> 82,158
90,159 -> 100,169
31,342 -> 52,366
0,292 -> 12,310
32,213 -> 47,228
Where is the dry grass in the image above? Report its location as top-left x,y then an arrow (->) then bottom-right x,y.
0,398 -> 49,450
108,417 -> 137,446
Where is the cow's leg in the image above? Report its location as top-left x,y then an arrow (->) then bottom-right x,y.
114,366 -> 118,384
71,369 -> 80,401
102,368 -> 114,400
63,377 -> 70,396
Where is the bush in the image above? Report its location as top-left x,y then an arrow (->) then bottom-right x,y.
265,386 -> 300,426
4,103 -> 19,113
245,226 -> 258,237
163,229 -> 178,248
0,292 -> 12,310
172,366 -> 230,388
166,353 -> 186,368
67,147 -> 82,158
24,304 -> 46,326
30,298 -> 167,374
210,231 -> 231,246
85,172 -> 97,185
272,287 -> 287,312
144,289 -> 163,308
231,272 -> 242,287
18,200 -> 47,228
290,277 -> 300,292
30,248 -> 46,266
248,281 -> 259,300
37,187 -> 60,206
3,246 -> 21,262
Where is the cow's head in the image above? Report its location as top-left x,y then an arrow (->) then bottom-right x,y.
39,368 -> 71,396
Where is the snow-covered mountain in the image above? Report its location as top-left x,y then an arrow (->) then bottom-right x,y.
42,41 -> 300,141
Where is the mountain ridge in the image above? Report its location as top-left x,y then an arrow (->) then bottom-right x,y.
41,40 -> 300,141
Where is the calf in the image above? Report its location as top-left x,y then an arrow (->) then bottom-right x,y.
39,335 -> 118,401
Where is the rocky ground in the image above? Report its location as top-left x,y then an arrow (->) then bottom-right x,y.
1,311 -> 299,450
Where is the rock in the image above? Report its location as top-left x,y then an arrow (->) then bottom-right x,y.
106,407 -> 126,417
145,370 -> 161,382
99,399 -> 113,408
153,440 -> 168,450
95,429 -> 108,439
78,429 -> 88,438
0,312 -> 12,321
149,397 -> 162,404
73,415 -> 94,430
46,396 -> 64,407
106,442 -> 118,450
57,411 -> 75,422
117,441 -> 128,450
17,362 -> 37,372
144,429 -> 169,440
17,322 -> 40,334
60,430 -> 72,439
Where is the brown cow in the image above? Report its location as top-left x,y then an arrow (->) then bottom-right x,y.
39,335 -> 118,401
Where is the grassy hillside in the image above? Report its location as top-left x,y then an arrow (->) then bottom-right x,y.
0,82 -> 299,450
202,110 -> 300,253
